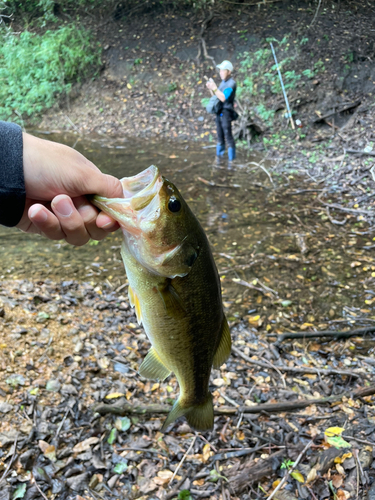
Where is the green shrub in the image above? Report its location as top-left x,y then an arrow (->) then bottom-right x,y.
0,25 -> 101,121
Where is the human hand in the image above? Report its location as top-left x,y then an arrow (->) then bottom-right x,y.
206,78 -> 217,91
17,133 -> 123,246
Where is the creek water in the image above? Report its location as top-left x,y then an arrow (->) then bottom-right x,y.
1,133 -> 374,352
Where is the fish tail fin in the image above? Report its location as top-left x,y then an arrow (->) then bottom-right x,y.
161,393 -> 214,432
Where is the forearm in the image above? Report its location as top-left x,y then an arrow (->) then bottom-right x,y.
214,89 -> 226,103
0,121 -> 25,227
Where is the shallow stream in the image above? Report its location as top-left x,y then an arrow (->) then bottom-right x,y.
1,133 -> 374,349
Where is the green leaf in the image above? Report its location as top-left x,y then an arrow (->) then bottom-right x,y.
326,436 -> 352,449
114,417 -> 131,432
12,484 -> 27,500
107,428 -> 117,445
281,300 -> 292,307
113,462 -> 128,474
178,491 -> 193,500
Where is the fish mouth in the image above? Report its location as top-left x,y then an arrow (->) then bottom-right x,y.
92,165 -> 162,233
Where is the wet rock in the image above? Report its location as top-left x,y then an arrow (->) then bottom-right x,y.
66,472 -> 89,491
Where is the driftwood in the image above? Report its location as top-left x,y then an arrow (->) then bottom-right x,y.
271,326 -> 375,344
93,385 -> 375,418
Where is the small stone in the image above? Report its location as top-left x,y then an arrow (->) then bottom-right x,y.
0,402 -> 13,413
74,341 -> 83,353
89,474 -> 99,489
61,384 -> 78,396
46,380 -> 61,392
107,475 -> 119,489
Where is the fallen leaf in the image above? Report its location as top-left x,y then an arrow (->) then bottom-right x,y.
324,427 -> 345,437
291,471 -> 305,483
331,475 -> 344,489
202,443 -> 211,462
73,437 -> 100,453
306,467 -> 317,484
105,392 -> 125,399
334,452 -> 352,464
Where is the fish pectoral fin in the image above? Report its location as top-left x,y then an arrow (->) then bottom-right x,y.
139,347 -> 171,381
212,316 -> 231,369
161,394 -> 214,432
155,283 -> 186,319
128,285 -> 135,307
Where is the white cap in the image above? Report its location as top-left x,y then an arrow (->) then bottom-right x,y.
216,60 -> 233,72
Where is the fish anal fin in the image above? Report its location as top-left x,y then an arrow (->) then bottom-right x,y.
139,347 -> 171,381
212,316 -> 231,369
155,283 -> 186,319
161,393 -> 214,432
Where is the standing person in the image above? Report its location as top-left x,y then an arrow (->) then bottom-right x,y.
206,60 -> 237,161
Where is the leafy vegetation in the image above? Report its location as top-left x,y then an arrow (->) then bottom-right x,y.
0,25 -> 101,121
237,36 -> 325,126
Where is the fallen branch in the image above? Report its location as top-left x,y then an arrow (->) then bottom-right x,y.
313,101 -> 361,123
266,440 -> 314,500
270,326 -> 375,344
197,176 -> 241,188
346,149 -> 375,157
231,345 -> 365,378
318,199 -> 374,216
93,385 -> 375,418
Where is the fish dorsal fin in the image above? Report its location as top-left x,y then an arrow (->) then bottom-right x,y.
128,285 -> 142,325
155,282 -> 186,319
212,316 -> 231,369
139,347 -> 171,381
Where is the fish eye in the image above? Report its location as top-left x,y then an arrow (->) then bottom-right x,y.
168,197 -> 181,213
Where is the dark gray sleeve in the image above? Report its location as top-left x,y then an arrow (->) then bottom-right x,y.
0,121 -> 25,227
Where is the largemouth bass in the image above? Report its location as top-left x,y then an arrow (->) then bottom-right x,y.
92,165 -> 231,431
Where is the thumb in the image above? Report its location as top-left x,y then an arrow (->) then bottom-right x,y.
85,172 -> 123,199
